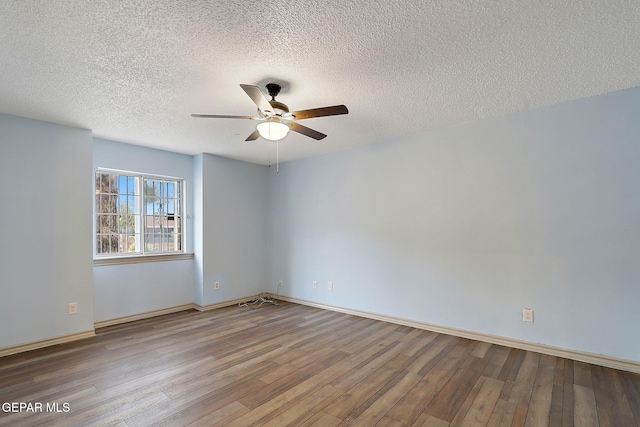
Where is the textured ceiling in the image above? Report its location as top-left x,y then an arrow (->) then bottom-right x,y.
1,0 -> 639,164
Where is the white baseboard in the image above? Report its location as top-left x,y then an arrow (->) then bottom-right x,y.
0,329 -> 95,358
94,296 -> 256,327
194,295 -> 262,312
94,303 -> 195,328
275,295 -> 640,374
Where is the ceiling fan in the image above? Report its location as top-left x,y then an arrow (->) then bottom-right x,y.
191,83 -> 348,141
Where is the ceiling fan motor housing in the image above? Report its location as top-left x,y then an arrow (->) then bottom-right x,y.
266,83 -> 282,98
265,83 -> 289,114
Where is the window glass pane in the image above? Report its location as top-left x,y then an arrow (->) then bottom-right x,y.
103,215 -> 111,233
112,234 -> 119,253
127,215 -> 136,234
126,235 -> 137,253
98,234 -> 117,254
96,173 -> 104,194
117,176 -> 127,194
145,234 -> 158,252
117,215 -> 129,234
96,214 -> 103,232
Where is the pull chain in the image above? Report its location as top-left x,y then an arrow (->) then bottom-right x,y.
276,140 -> 279,174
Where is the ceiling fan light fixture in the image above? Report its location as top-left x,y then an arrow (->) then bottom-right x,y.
257,121 -> 290,141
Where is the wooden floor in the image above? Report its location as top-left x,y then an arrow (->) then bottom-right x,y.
1,302 -> 639,427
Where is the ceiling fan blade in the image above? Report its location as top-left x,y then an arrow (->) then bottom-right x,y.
191,114 -> 259,119
240,84 -> 273,114
290,105 -> 348,120
288,122 -> 327,140
245,129 -> 260,141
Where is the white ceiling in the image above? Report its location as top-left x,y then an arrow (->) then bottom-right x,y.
1,1 -> 639,165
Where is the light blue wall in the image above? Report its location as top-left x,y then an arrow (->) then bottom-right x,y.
0,113 -> 94,348
193,154 -> 205,306
267,87 -> 640,362
93,138 -> 194,322
194,154 -> 269,305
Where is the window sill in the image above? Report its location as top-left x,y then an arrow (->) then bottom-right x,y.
93,253 -> 194,266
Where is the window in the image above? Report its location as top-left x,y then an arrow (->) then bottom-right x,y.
95,169 -> 183,256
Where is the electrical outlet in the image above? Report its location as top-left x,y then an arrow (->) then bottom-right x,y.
328,281 -> 333,291
313,281 -> 318,290
214,281 -> 220,290
278,280 -> 283,288
68,302 -> 78,315
523,308 -> 534,323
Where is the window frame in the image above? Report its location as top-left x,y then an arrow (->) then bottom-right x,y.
94,167 -> 187,261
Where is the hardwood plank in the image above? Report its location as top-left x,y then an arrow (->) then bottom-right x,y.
486,399 -> 517,427
213,363 -> 347,427
511,405 -> 528,427
424,348 -> 490,422
406,334 -> 456,376
499,348 -> 527,401
573,361 -> 593,389
482,345 -> 511,379
562,359 -> 575,427
161,356 -> 278,400
324,367 -> 398,420
471,342 -> 493,358
401,330 -> 437,356
386,341 -> 473,425
259,362 -> 301,384
450,375 -> 488,426
621,371 -> 640,425
185,401 -> 249,427
375,416 -> 406,427
498,348 -> 526,382
456,377 -> 503,427
412,413 -> 450,427
238,350 -> 349,411
297,411 -> 342,427
548,358 -> 565,426
549,383 -> 564,426
591,364 -> 625,393
259,385 -> 344,427
508,351 -> 541,407
333,323 -> 401,355
524,359 -> 554,426
591,365 -> 636,426
127,376 -> 267,426
573,384 -> 599,427
325,320 -> 390,353
331,341 -> 406,391
350,371 -> 422,426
